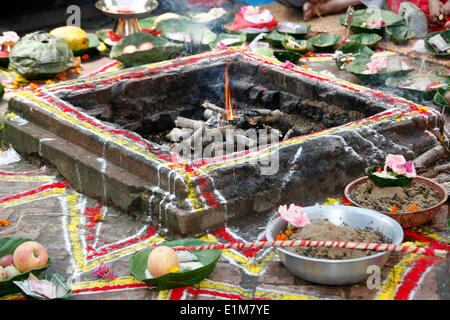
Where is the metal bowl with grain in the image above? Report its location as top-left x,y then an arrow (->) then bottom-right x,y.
265,205 -> 403,285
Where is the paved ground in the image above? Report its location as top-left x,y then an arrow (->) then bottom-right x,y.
0,3 -> 448,301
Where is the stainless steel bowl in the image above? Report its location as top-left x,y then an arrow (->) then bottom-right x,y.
265,205 -> 404,285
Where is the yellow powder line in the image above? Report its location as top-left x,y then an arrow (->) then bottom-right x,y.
0,188 -> 65,208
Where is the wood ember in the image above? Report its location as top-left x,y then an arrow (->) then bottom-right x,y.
170,101 -> 284,159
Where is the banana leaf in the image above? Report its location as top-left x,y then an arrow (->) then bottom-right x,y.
424,29 -> 450,57
348,33 -> 382,48
0,51 -> 9,68
0,237 -> 52,296
274,50 -> 301,63
0,83 -> 4,100
384,25 -> 415,45
365,165 -> 412,187
340,8 -> 403,33
309,33 -> 341,52
282,37 -> 312,54
209,33 -> 246,50
277,22 -> 311,39
110,32 -> 183,67
385,75 -> 447,100
264,30 -> 286,48
73,33 -> 101,56
129,239 -> 222,290
156,17 -> 217,45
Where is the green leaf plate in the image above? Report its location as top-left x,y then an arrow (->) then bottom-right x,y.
384,25 -> 415,45
348,33 -> 382,48
73,33 -> 101,56
110,32 -> 183,67
424,29 -> 450,57
281,37 -> 312,54
345,56 -> 414,84
385,74 -> 448,100
0,237 -> 52,297
274,50 -> 301,63
15,273 -> 72,300
433,88 -> 450,113
365,165 -> 412,187
264,30 -> 286,48
309,33 -> 342,52
157,17 -> 217,45
209,33 -> 246,50
129,239 -> 222,291
277,22 -> 311,39
340,8 -> 403,33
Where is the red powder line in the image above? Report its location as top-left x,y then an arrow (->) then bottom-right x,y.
72,282 -> 152,294
0,169 -> 45,176
0,181 -> 67,204
394,257 -> 438,300
186,287 -> 246,300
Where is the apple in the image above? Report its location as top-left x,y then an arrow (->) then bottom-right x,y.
0,266 -> 6,281
13,241 -> 48,273
0,254 -> 14,267
4,265 -> 20,279
122,44 -> 138,54
138,42 -> 154,51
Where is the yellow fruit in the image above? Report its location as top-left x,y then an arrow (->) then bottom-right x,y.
50,26 -> 89,51
147,246 -> 179,278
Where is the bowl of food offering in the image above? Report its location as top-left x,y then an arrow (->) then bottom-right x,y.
265,205 -> 403,285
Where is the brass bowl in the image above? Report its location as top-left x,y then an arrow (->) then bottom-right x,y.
344,176 -> 448,228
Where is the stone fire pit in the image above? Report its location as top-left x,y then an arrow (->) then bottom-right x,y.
2,48 -> 444,235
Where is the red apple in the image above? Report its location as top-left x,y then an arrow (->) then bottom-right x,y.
0,254 -> 14,267
13,241 -> 48,273
4,265 -> 20,279
0,266 -> 6,281
122,44 -> 138,54
138,42 -> 154,51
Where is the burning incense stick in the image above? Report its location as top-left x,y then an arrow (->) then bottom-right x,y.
148,240 -> 448,257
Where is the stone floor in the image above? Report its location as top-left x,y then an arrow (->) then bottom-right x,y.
0,3 -> 448,301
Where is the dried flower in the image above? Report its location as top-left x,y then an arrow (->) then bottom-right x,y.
279,204 -> 310,228
275,233 -> 289,241
81,54 -> 90,61
93,262 -> 115,281
389,205 -> 398,213
94,213 -> 104,222
408,204 -> 419,211
0,220 -> 9,226
168,266 -> 180,273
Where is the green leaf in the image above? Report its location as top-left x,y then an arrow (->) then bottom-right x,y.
281,37 -> 312,54
157,17 -> 217,45
365,166 -> 412,187
424,29 -> 450,57
73,33 -> 101,56
209,33 -> 246,50
0,237 -> 52,296
250,46 -> 274,57
384,26 -> 415,45
385,75 -> 447,100
337,42 -> 374,57
17,273 -> 72,300
348,33 -> 382,48
309,33 -> 341,51
264,30 -> 286,48
110,32 -> 183,67
274,50 -> 301,63
340,8 -> 403,33
129,239 -> 222,290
